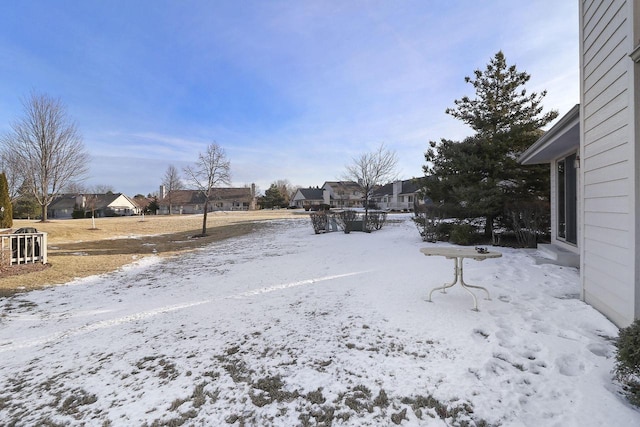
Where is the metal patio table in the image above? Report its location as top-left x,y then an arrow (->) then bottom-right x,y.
420,247 -> 502,311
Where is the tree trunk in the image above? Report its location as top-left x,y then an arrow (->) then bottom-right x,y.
484,214 -> 494,238
40,203 -> 48,222
201,200 -> 209,236
364,199 -> 369,232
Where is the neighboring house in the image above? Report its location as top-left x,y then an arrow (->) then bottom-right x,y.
520,0 -> 640,327
290,187 -> 325,210
132,195 -> 154,214
49,193 -> 139,218
48,195 -> 78,219
157,186 -> 256,214
321,181 -> 364,208
371,179 -> 421,211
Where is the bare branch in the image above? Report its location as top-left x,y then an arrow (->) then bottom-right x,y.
1,92 -> 89,220
183,142 -> 231,235
161,165 -> 184,215
344,143 -> 398,230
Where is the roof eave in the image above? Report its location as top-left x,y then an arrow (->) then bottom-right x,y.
519,104 -> 580,165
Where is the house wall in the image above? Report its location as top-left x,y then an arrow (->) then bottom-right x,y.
634,1 -> 640,329
322,183 -> 362,208
580,0 -> 638,326
108,194 -> 137,216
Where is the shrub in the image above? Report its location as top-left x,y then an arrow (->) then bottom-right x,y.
435,222 -> 453,241
310,212 -> 328,234
367,211 -> 388,231
72,206 -> 85,219
614,319 -> 640,406
413,210 -> 435,242
335,210 -> 358,234
449,224 -> 479,246
413,204 -> 444,242
505,200 -> 550,248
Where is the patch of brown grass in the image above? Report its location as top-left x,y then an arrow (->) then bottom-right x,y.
0,211 -> 299,295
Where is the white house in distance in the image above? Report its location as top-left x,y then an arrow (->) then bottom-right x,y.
371,179 -> 421,211
521,0 -> 639,328
49,193 -> 139,218
290,187 -> 325,210
321,181 -> 364,209
157,185 -> 256,214
291,180 -> 423,211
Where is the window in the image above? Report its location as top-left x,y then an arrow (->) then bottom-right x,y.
557,153 -> 577,244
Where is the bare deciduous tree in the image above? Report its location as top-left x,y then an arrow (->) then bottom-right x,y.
93,184 -> 114,194
344,143 -> 398,231
1,92 -> 89,221
183,143 -> 231,236
162,164 -> 184,215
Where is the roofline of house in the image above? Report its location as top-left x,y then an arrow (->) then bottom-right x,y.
519,103 -> 580,165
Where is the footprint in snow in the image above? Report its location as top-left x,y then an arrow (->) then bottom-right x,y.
586,343 -> 610,358
555,354 -> 585,376
497,294 -> 511,303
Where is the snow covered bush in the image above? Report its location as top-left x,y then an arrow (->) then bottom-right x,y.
310,212 -> 327,234
504,200 -> 550,248
366,211 -> 387,231
412,205 -> 444,242
449,224 -> 480,246
614,319 -> 640,406
335,210 -> 358,234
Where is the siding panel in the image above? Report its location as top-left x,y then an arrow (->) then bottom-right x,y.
583,177 -> 629,198
583,125 -> 627,157
583,74 -> 628,120
584,222 -> 630,245
583,194 -> 629,214
583,142 -> 628,171
584,246 -> 631,283
583,107 -> 628,143
584,2 -> 626,77
581,0 -> 635,327
583,211 -> 629,231
583,160 -> 628,184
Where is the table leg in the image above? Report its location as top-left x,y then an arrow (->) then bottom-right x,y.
458,257 -> 491,311
427,258 -> 459,302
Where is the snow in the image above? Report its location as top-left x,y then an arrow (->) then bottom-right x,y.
0,215 -> 638,426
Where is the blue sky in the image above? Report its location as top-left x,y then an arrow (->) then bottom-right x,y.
0,1 -> 579,196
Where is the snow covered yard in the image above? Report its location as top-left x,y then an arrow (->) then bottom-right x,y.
0,215 -> 638,426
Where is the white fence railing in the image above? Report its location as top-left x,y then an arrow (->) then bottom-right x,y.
1,232 -> 48,266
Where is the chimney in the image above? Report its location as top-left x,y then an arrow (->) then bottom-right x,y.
159,185 -> 166,200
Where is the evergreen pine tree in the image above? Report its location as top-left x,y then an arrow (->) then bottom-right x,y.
0,172 -> 13,228
424,51 -> 557,237
264,184 -> 285,209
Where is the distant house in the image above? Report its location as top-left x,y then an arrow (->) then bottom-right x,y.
290,187 -> 325,210
519,0 -> 640,327
49,193 -> 139,219
321,181 -> 364,208
132,195 -> 154,214
371,179 -> 421,211
157,186 -> 256,215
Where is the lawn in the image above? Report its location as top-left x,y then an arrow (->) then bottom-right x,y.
1,210 -> 298,293
0,214 -> 637,426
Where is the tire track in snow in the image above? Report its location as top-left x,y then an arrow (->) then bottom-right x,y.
0,271 -> 367,353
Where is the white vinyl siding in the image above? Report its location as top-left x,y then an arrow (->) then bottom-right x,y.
580,0 -> 637,326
